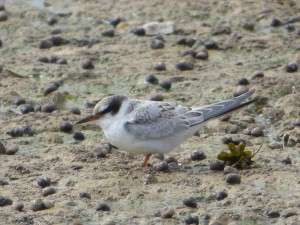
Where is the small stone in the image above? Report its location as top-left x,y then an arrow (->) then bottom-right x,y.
60,122 -> 73,133
51,28 -> 62,35
47,16 -> 57,25
69,107 -> 81,115
151,39 -> 164,49
131,28 -> 145,36
185,38 -> 196,47
153,62 -> 166,71
195,51 -> 208,60
0,196 -> 13,207
225,173 -> 241,184
150,94 -> 165,101
49,36 -> 66,46
39,40 -> 53,49
210,161 -> 225,171
280,156 -> 291,165
143,21 -> 175,35
285,24 -> 295,32
5,144 -> 19,155
252,72 -> 264,78
79,192 -> 91,199
57,59 -> 67,64
20,104 -> 34,114
219,114 -> 231,122
190,151 -> 206,161
160,206 -> 175,218
165,156 -> 178,164
37,177 -> 51,188
44,83 -> 59,96
268,142 -> 282,149
41,103 -> 57,113
42,186 -> 56,197
153,154 -> 164,161
238,78 -> 249,85
250,127 -> 264,137
96,203 -> 111,211
183,198 -> 197,208
224,124 -> 239,134
204,41 -> 219,49
0,179 -> 9,186
288,17 -> 300,23
266,210 -> 280,218
177,38 -> 186,45
14,98 -> 26,106
271,18 -> 282,27
233,85 -> 249,97
145,75 -> 159,84
176,60 -> 194,71
282,211 -> 297,218
285,63 -> 298,73
223,166 -> 238,175
242,22 -> 254,31
82,60 -> 94,69
12,202 -> 24,211
184,215 -> 199,225
94,146 -> 108,158
0,12 -> 8,21
38,56 -> 49,63
73,131 -> 85,141
222,136 -> 233,144
43,199 -> 55,209
31,199 -> 45,211
216,191 -> 228,201
202,214 -> 211,221
243,128 -> 252,135
0,5 -> 5,11
159,80 -> 172,90
101,29 -> 115,37
157,162 -> 169,172
110,17 -> 121,27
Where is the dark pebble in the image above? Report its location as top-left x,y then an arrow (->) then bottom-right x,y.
154,210 -> 161,217
221,136 -> 233,144
157,162 -> 169,172
280,156 -> 291,164
223,166 -> 238,175
183,198 -> 197,208
12,202 -> 24,212
20,104 -> 34,114
266,210 -> 280,218
49,56 -> 58,63
110,17 -> 121,27
60,122 -> 73,133
31,199 -> 45,211
79,192 -> 91,199
242,22 -> 254,31
202,214 -> 211,221
73,131 -> 85,141
282,211 -> 297,218
155,35 -> 165,42
42,187 -> 56,197
238,78 -> 249,85
145,75 -> 159,84
37,177 -> 51,188
57,59 -> 68,64
271,18 -> 282,27
38,56 -> 49,63
225,173 -> 241,184
151,39 -> 164,49
232,138 -> 247,145
51,28 -> 62,35
0,39 -> 2,48
195,51 -> 208,60
251,127 -> 264,137
190,151 -> 206,161
0,141 -> 5,154
210,161 -> 225,171
176,61 -> 194,71
0,179 -> 9,186
153,62 -> 166,71
69,107 -> 81,115
14,97 -> 26,106
131,28 -> 145,36
176,38 -> 186,45
285,63 -> 298,73
181,49 -> 196,57
160,207 -> 175,218
285,24 -> 295,32
159,80 -> 172,90
184,215 -> 199,225
216,191 -> 228,201
96,203 -> 111,211
153,154 -> 164,161
82,60 -> 94,69
41,103 -> 57,113
165,156 -> 178,164
101,29 -> 115,37
185,38 -> 196,47
288,17 -> 300,23
7,127 -> 33,137
85,100 -> 97,108
150,94 -> 165,101
0,5 -> 5,11
0,196 -> 13,206
253,72 -> 264,78
0,12 -> 8,21
39,40 -> 53,49
44,83 -> 59,96
47,16 -> 57,25
204,41 -> 219,49
49,36 -> 66,46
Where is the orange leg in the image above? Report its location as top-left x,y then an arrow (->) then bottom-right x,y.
142,154 -> 152,167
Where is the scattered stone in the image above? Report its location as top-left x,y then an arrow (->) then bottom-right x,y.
110,17 -> 121,27
285,24 -> 295,32
49,36 -> 66,46
42,187 -> 56,197
31,199 -> 45,211
157,162 -> 169,172
176,60 -> 194,71
195,51 -> 208,60
153,154 -> 164,161
12,202 -> 24,211
165,156 -> 178,164
202,214 -> 211,222
20,104 -> 34,114
288,17 -> 300,23
282,211 -> 297,218
268,142 -> 282,149
223,166 -> 238,175
153,62 -> 166,71
150,39 -> 164,49
82,60 -> 94,69
160,206 -> 175,218
159,80 -> 172,90
150,94 -> 165,101
183,198 -> 197,208
7,127 -> 33,137
37,177 -> 51,188
43,199 -> 55,209
216,191 -> 228,201
184,215 -> 199,225
176,37 -> 186,45
57,59 -> 67,64
210,161 -> 225,171
250,127 -> 264,137
266,210 -> 280,218
131,28 -> 145,36
41,103 -> 57,113
190,151 -> 206,161
145,75 -> 159,84
94,146 -> 108,158
233,85 -> 249,97
0,39 -> 2,47
185,38 -> 196,47
79,192 -> 91,199
204,41 -> 219,49
73,131 -> 85,141
96,203 -> 111,211
39,40 -> 53,49
280,156 -> 291,165
252,72 -> 264,78
243,128 -> 252,135
5,144 -> 19,155
60,122 -> 73,133
69,107 -> 81,115
44,83 -> 59,96
242,22 -> 254,31
51,28 -> 62,35
47,16 -> 57,25
221,136 -> 233,144
38,56 -> 49,63
0,179 -> 9,186
285,63 -> 298,73
212,25 -> 231,35
225,173 -> 241,184
101,29 -> 115,37
238,78 -> 249,85
224,124 -> 239,134
0,12 -> 8,21
0,196 -> 13,207
0,5 -> 5,11
14,97 -> 26,105
143,21 -> 175,36
270,18 -> 282,27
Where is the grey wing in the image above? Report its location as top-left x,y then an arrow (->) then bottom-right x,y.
124,101 -> 190,140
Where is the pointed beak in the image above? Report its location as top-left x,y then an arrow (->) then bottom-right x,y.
76,115 -> 101,124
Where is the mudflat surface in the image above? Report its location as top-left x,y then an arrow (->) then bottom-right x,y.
0,0 -> 299,225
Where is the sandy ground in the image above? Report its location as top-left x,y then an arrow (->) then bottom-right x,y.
0,0 -> 300,224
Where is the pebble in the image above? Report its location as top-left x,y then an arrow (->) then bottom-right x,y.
242,22 -> 254,31
49,36 -> 66,46
233,85 -> 249,97
280,156 -> 291,165
210,161 -> 225,171
7,127 -> 32,137
157,162 -> 169,172
0,12 -> 8,21
190,150 -> 206,161
82,60 -> 95,69
69,107 -> 81,115
285,24 -> 295,32
47,16 -> 57,25
202,214 -> 211,222
204,41 -> 219,49
184,215 -> 199,225
37,177 -> 51,188
131,28 -> 145,36
223,166 -> 238,175
39,40 -> 53,49
73,131 -> 85,141
183,198 -> 197,208
176,60 -> 194,71
165,156 -> 178,164
101,29 -> 115,37
181,49 -> 196,57
38,56 -> 49,63
185,38 -> 196,47
216,191 -> 228,201
160,206 -> 175,218
154,153 -> 164,161
150,94 -> 165,101
96,203 -> 111,211
176,38 -> 187,45
195,51 -> 208,60
0,196 -> 13,207
0,179 -> 8,185
150,39 -> 164,49
60,122 -> 73,133
282,211 -> 297,218
57,59 -> 67,64
20,104 -> 34,114
145,75 -> 159,84
238,78 -> 249,85
268,142 -> 282,149
242,128 -> 252,135
0,5 -> 5,11
224,124 -> 239,134
31,199 -> 45,211
51,28 -> 62,35
0,39 -> 2,47
5,144 -> 19,155
79,192 -> 91,199
43,199 -> 55,209
42,186 -> 56,197
153,62 -> 166,71
143,21 -> 175,36
270,18 -> 282,27
159,80 -> 172,90
252,72 -> 264,78
225,173 -> 241,184
285,63 -> 298,73
94,146 -> 108,158
110,17 -> 121,27
12,202 -> 24,211
49,56 -> 58,63
221,136 -> 233,144
266,210 -> 280,218
44,83 -> 59,96
41,103 -> 57,113
14,97 -> 26,105
250,127 -> 264,137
